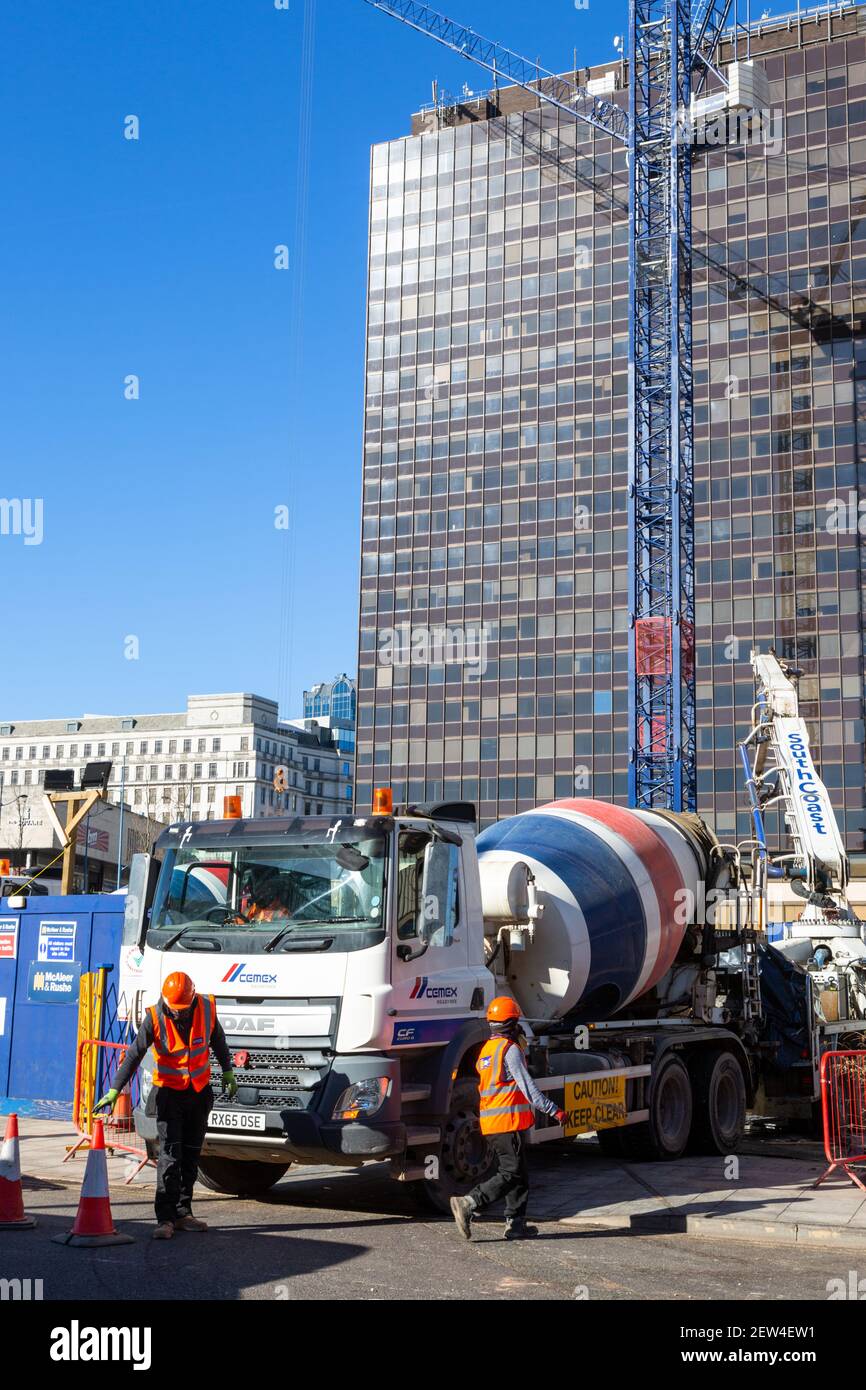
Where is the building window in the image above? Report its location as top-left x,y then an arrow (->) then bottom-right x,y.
14,747 -> 23,760
1,749 -> 7,762
179,763 -> 187,778
240,736 -> 249,752
207,786 -> 216,803
111,743 -> 119,756
66,721 -> 79,734
212,738 -> 221,752
55,745 -> 63,758
194,763 -> 202,778
164,766 -> 173,779
197,738 -> 206,753
82,744 -> 92,758
149,766 -> 158,781
42,746 -> 50,759
121,718 -> 135,731
183,738 -> 192,753
169,739 -> 177,754
154,740 -> 163,755
208,762 -> 217,778
70,745 -> 77,757
139,741 -> 148,754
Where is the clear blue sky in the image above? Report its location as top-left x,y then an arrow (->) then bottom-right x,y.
0,0 -> 777,722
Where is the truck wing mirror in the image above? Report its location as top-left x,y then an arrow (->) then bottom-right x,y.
418,839 -> 458,946
123,853 -> 160,951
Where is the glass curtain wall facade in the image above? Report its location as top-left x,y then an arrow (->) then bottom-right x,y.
356,12 -> 866,850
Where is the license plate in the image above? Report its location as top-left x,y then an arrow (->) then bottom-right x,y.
207,1109 -> 266,1131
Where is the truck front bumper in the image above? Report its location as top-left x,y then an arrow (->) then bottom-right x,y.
134,1053 -> 407,1166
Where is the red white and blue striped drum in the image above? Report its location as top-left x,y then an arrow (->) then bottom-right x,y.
476,798 -> 708,1024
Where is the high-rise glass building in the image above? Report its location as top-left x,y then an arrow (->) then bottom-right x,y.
356,5 -> 866,850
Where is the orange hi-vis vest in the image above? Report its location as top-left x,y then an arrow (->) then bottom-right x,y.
476,1037 -> 534,1135
148,995 -> 216,1092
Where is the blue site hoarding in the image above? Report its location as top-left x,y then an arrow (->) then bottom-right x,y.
0,894 -> 125,1110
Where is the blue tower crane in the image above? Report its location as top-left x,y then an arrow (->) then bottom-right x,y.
362,0 -> 733,812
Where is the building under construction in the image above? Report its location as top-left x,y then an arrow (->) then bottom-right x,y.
356,3 -> 866,851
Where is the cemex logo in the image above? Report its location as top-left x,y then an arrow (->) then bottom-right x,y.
410,976 -> 458,1000
221,963 -> 277,986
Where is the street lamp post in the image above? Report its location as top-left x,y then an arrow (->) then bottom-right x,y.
117,756 -> 127,889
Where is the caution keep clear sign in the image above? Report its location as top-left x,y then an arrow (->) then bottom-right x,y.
563,1074 -> 628,1136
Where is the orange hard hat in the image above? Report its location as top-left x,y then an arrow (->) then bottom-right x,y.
487,996 -> 521,1023
161,972 -> 196,1009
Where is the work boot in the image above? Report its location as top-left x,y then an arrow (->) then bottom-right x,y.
449,1194 -> 477,1240
174,1215 -> 208,1232
504,1218 -> 539,1240
152,1222 -> 175,1240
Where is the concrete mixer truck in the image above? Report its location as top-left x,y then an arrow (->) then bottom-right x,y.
116,747 -> 855,1210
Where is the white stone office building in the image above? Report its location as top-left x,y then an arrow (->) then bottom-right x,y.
0,693 -> 354,839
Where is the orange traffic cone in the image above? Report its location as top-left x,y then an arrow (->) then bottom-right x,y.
0,1113 -> 36,1229
52,1119 -> 134,1247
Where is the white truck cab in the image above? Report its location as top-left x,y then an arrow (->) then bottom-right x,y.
121,798 -> 496,1206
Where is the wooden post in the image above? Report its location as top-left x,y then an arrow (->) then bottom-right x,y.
43,789 -> 105,894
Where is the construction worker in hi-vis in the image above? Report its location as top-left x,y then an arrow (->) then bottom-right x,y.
95,971 -> 237,1239
450,996 -> 566,1242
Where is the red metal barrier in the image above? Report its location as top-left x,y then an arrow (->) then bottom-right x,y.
814,1050 -> 866,1191
67,1039 -> 155,1184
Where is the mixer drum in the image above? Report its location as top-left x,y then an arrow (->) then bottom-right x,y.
476,798 -> 702,1023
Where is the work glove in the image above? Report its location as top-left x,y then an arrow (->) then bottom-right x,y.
93,1088 -> 119,1114
221,1070 -> 238,1098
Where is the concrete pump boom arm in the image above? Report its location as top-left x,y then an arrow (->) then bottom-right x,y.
749,650 -> 849,894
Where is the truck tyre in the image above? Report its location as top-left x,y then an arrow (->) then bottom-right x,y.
687,1049 -> 746,1155
613,1054 -> 693,1162
197,1156 -> 291,1196
417,1078 -> 495,1214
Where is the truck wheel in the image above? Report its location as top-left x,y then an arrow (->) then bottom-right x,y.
417,1078 -> 495,1214
615,1054 -> 693,1161
197,1156 -> 291,1196
688,1050 -> 746,1155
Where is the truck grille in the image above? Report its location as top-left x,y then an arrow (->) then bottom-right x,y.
210,1045 -> 329,1110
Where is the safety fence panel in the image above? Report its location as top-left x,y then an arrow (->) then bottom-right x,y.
68,1038 -> 154,1183
814,1050 -> 866,1191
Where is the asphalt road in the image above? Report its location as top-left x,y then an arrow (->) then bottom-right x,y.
3,1159 -> 860,1302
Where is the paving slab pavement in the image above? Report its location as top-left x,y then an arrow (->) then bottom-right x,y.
13,1116 -> 866,1248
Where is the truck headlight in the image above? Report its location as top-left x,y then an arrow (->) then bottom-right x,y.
331,1076 -> 391,1121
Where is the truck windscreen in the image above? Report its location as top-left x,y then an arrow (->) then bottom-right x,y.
148,828 -> 387,952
